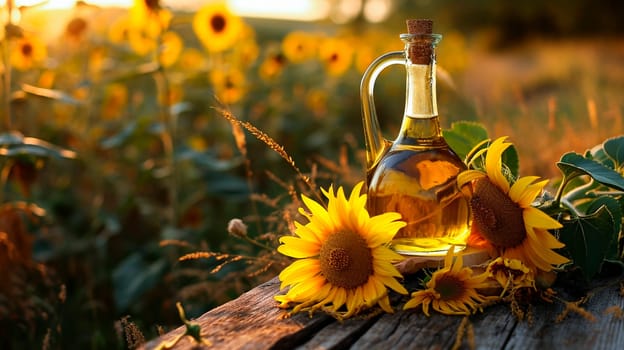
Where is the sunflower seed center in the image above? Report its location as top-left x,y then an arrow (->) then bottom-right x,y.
470,178 -> 526,248
319,230 -> 372,289
210,14 -> 227,33
435,274 -> 466,300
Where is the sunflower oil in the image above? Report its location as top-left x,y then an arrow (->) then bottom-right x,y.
367,141 -> 470,256
360,19 -> 471,256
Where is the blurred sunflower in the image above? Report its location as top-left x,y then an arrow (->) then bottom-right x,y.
404,248 -> 491,316
102,83 -> 128,120
127,26 -> 157,56
108,16 -> 130,44
130,0 -> 171,34
159,31 -> 183,67
305,89 -> 328,118
319,37 -> 353,77
10,35 -> 47,71
486,257 -> 535,291
64,17 -> 88,44
193,2 -> 243,53
275,182 -> 408,319
259,52 -> 286,81
178,48 -> 204,70
230,23 -> 259,65
457,137 -> 569,273
281,31 -> 317,63
210,68 -> 246,105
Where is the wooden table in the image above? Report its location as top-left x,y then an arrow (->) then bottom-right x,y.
142,275 -> 624,350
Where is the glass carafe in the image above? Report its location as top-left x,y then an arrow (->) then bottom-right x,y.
361,19 -> 470,256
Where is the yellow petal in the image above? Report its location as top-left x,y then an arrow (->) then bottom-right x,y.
372,246 -> 405,264
278,259 -> 320,289
277,236 -> 320,258
485,137 -> 512,193
293,221 -> 321,243
373,259 -> 403,278
457,170 -> 486,188
376,274 -> 408,294
508,176 -> 540,205
517,179 -> 548,208
523,207 -> 562,230
301,194 -> 333,230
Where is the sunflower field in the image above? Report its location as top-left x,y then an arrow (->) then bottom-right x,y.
1,0 -> 624,349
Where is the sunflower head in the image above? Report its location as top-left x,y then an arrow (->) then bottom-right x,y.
259,52 -> 287,81
471,177 -> 525,248
457,137 -> 569,273
486,257 -> 535,291
65,17 -> 88,43
193,2 -> 243,53
11,35 -> 47,71
210,68 -> 247,105
319,37 -> 353,77
404,247 -> 491,316
281,31 -> 318,63
158,31 -> 183,67
275,181 -> 408,319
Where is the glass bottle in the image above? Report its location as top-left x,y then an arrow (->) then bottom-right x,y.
361,19 -> 470,256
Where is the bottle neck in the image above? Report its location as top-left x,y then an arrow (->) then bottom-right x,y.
395,59 -> 443,146
404,62 -> 438,118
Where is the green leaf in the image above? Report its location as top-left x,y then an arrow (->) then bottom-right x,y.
0,132 -> 77,159
603,135 -> 624,168
100,121 -> 137,149
113,253 -> 168,312
587,144 -> 615,169
586,196 -> 621,260
557,152 -> 624,191
558,203 -> 617,281
442,121 -> 489,160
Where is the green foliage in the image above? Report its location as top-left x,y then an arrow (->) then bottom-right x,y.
548,137 -> 624,281
443,121 -> 489,160
448,122 -> 520,180
558,199 -> 619,281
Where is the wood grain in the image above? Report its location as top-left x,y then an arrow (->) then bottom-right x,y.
142,276 -> 624,350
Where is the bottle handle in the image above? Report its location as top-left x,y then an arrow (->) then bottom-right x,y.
360,51 -> 405,169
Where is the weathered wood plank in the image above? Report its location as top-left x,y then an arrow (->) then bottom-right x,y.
143,275 -> 624,350
142,277 -> 332,350
504,282 -> 624,350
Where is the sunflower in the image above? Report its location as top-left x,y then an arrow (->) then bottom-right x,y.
457,137 -> 569,273
259,52 -> 286,81
403,248 -> 491,316
210,68 -> 246,105
275,181 -> 408,319
319,37 -> 353,77
127,26 -> 158,56
129,0 -> 171,34
193,2 -> 243,53
10,35 -> 47,71
281,31 -> 318,63
64,17 -> 88,44
178,48 -> 205,71
486,257 -> 535,291
159,31 -> 183,67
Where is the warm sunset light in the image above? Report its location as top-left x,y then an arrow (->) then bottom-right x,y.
3,0 -> 331,21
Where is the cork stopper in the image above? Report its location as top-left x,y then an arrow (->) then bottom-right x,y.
407,19 -> 433,35
406,19 -> 434,65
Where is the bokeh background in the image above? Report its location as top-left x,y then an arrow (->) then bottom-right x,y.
1,0 -> 623,348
